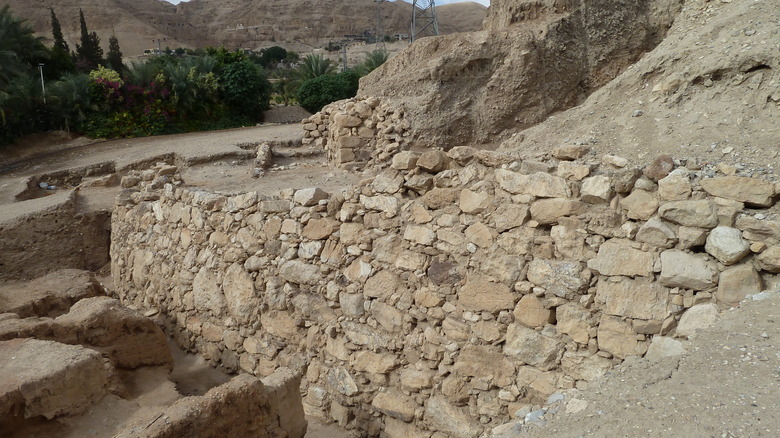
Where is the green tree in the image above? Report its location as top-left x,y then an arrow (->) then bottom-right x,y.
106,33 -> 123,73
0,5 -> 48,88
75,9 -> 103,71
356,49 -> 388,77
219,58 -> 271,118
295,70 -> 358,113
49,8 -> 75,79
294,54 -> 336,82
258,46 -> 287,68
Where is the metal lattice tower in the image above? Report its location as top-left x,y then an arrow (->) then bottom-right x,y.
411,0 -> 439,42
374,0 -> 386,49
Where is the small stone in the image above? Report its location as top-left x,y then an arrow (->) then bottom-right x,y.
644,155 -> 675,182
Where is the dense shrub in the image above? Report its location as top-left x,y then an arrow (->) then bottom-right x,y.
296,70 -> 359,113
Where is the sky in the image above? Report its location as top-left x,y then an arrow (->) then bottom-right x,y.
164,0 -> 490,5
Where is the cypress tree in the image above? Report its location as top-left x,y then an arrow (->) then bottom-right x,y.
75,9 -> 102,71
49,7 -> 75,78
106,33 -> 123,72
50,7 -> 68,52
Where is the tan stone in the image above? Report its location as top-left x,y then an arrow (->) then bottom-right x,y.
302,218 -> 339,240
424,396 -> 481,438
700,176 -> 776,207
717,263 -> 763,307
556,303 -> 591,344
391,151 -> 418,170
553,144 -> 590,160
621,189 -> 658,220
420,188 -> 460,210
659,250 -> 718,290
503,323 -> 563,370
756,246 -> 780,273
526,259 -> 585,299
416,150 -> 450,173
676,303 -> 718,338
403,225 -> 436,245
352,351 -> 398,374
587,240 -> 654,277
453,345 -> 516,387
370,301 -> 404,332
658,200 -> 719,228
339,222 -> 364,246
657,171 -> 691,201
597,315 -> 647,359
460,189 -> 492,214
530,198 -> 587,224
364,270 -> 402,299
465,222 -> 494,248
293,188 -> 329,206
459,276 -> 516,312
580,176 -> 613,204
493,204 -> 530,231
513,295 -> 553,328
400,368 -> 434,391
222,263 -> 256,323
495,169 -> 571,198
596,277 -> 671,320
372,390 -> 417,422
705,226 -> 750,265
557,162 -> 590,180
636,217 -> 677,248
333,113 -> 362,128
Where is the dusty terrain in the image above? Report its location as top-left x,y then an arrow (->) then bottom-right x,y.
0,0 -> 486,56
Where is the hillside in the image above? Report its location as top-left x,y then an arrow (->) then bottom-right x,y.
0,0 -> 486,56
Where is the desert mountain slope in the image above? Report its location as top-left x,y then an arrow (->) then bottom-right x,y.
499,0 -> 780,169
359,0 -> 683,148
0,0 -> 486,56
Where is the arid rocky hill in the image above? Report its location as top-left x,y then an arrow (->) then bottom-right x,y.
0,0 -> 486,56
360,0 -> 684,148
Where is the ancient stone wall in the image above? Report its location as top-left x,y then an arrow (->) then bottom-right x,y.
302,97 -> 411,170
111,146 -> 780,436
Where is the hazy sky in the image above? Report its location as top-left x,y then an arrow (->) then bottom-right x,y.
164,0 -> 491,5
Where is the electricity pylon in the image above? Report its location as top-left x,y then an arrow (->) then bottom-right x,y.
411,0 -> 439,42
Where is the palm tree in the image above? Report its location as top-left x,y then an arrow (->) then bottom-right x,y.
0,5 -> 49,89
357,50 -> 389,76
294,54 -> 336,82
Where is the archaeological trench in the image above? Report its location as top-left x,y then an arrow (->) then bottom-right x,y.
2,1 -> 780,437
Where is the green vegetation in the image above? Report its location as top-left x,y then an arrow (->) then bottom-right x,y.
0,5 -> 391,146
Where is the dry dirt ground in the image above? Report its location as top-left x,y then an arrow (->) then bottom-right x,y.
501,288 -> 780,438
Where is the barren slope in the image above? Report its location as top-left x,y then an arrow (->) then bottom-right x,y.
1,0 -> 485,56
499,0 -> 780,169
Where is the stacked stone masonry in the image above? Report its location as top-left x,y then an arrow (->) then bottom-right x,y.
111,145 -> 780,437
302,97 -> 412,170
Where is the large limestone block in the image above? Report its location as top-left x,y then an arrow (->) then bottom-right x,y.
391,151 -> 418,170
503,323 -> 563,370
526,259 -> 585,299
493,204 -> 530,231
302,218 -> 340,240
700,176 -> 776,207
293,188 -> 329,206
420,188 -> 461,210
465,222 -> 494,248
364,270 -> 403,299
495,169 -> 571,198
659,250 -> 718,290
561,351 -> 612,382
717,263 -> 763,307
658,200 -> 719,228
460,189 -> 492,214
424,396 -> 482,438
555,303 -> 591,344
372,170 -> 405,194
676,303 -> 718,338
757,246 -> 780,273
453,345 -> 515,387
705,226 -> 750,265
657,170 -> 691,201
597,315 -> 647,359
529,198 -> 587,224
370,301 -> 403,332
459,276 -> 515,312
596,277 -> 670,320
0,339 -> 109,420
333,113 -> 362,128
223,263 -> 257,323
580,176 -> 613,204
513,295 -> 553,328
372,390 -> 416,422
621,189 -> 658,220
587,240 -> 654,277
645,336 -> 686,361
636,217 -> 677,248
279,260 -> 320,285
193,267 -> 226,314
416,150 -> 450,173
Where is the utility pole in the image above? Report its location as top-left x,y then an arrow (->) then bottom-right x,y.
38,63 -> 46,104
411,0 -> 439,43
374,0 -> 386,50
